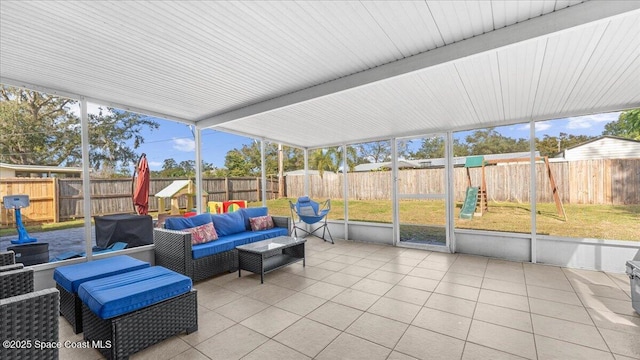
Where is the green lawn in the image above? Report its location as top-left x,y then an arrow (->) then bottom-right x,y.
3,199 -> 637,242
258,198 -> 640,242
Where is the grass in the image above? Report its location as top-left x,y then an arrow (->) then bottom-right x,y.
257,198 -> 640,242
3,199 -> 637,242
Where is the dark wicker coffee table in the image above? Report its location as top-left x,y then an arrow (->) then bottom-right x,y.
237,236 -> 306,283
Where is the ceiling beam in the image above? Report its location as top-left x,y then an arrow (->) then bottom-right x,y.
196,1 -> 640,129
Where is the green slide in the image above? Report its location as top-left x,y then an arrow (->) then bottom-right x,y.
460,187 -> 479,219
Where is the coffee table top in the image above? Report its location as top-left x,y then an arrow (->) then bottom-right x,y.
236,236 -> 306,254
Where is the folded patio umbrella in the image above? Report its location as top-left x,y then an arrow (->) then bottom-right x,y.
132,153 -> 150,215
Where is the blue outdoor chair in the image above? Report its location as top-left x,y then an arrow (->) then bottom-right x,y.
289,196 -> 334,244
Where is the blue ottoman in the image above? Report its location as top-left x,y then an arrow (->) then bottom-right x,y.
53,255 -> 150,333
79,266 -> 197,360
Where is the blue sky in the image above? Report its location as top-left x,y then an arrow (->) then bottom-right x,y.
86,101 -> 619,171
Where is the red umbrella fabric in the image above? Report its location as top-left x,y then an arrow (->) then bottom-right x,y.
133,153 -> 150,215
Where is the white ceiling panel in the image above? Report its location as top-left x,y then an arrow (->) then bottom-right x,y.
1,1 -> 639,149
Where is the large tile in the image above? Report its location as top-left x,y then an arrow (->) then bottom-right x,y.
246,283 -> 297,305
354,258 -> 387,270
571,281 -> 631,301
131,336 -> 192,360
416,259 -> 454,272
316,333 -> 391,360
314,260 -> 349,272
273,292 -> 327,316
215,296 -> 270,322
366,269 -> 407,284
240,306 -> 301,337
368,296 -> 421,324
351,278 -> 395,296
242,340 -> 310,360
599,328 -> 640,358
473,302 -> 532,333
527,284 -> 582,306
378,262 -> 414,275
587,308 -> 640,335
397,275 -> 440,292
384,285 -> 432,306
330,254 -> 364,265
322,272 -> 363,288
529,297 -> 593,325
535,335 -> 615,360
331,288 -> 381,311
462,343 -> 528,360
221,276 -> 263,295
481,278 -> 527,296
467,320 -> 536,360
394,325 -> 465,360
441,272 -> 483,288
270,273 -> 318,291
300,281 -> 346,300
289,265 -> 335,280
345,312 -> 408,349
531,314 -> 608,351
169,348 -> 210,360
478,289 -> 529,312
195,324 -> 268,360
387,351 -> 419,360
180,309 -> 235,346
425,293 -> 477,318
578,293 -> 637,317
197,287 -> 243,310
387,256 -> 422,267
307,301 -> 364,330
273,318 -> 341,358
434,281 -> 480,301
408,267 -> 446,281
411,307 -> 472,340
341,264 -> 376,277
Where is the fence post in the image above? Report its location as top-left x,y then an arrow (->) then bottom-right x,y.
53,177 -> 59,223
256,177 -> 261,201
224,177 -> 229,201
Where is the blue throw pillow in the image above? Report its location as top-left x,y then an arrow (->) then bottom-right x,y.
211,211 -> 246,236
241,207 -> 268,230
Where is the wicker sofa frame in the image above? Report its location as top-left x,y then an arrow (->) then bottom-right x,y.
82,289 -> 197,360
1,267 -> 34,299
154,216 -> 291,282
1,250 -> 16,266
1,288 -> 60,360
57,283 -> 84,334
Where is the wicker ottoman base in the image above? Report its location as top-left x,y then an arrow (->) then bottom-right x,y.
82,289 -> 198,360
58,283 -> 83,333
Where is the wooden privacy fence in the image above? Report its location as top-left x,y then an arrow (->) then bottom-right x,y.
1,176 -> 280,225
286,159 -> 640,205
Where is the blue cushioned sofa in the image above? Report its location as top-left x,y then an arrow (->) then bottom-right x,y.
153,207 -> 290,281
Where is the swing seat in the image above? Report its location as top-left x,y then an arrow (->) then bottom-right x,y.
289,196 -> 334,244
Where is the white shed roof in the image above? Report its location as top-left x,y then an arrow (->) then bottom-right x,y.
1,1 -> 639,149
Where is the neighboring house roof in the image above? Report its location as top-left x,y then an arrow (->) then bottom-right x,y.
561,135 -> 640,152
353,152 -> 539,172
556,136 -> 640,160
0,162 -> 85,174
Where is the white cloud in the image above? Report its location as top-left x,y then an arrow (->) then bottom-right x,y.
517,121 -> 552,132
148,161 -> 163,170
172,138 -> 195,152
565,112 -> 620,129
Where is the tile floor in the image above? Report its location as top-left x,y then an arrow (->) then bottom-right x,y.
59,237 -> 639,360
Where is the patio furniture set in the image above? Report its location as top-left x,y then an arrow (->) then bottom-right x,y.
1,202 -> 328,359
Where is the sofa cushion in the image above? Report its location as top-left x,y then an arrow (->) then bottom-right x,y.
191,236 -> 236,259
249,215 -> 274,231
211,211 -> 246,236
241,207 -> 269,230
78,266 -> 191,319
54,255 -> 150,293
185,221 -> 218,245
164,213 -> 212,231
252,227 -> 288,240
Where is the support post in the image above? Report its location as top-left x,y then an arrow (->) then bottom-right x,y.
261,139 -> 267,206
80,98 -> 92,260
195,128 -> 203,213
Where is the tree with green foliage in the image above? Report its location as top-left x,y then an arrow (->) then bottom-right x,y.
603,108 -> 640,140
223,142 -> 303,177
152,158 -> 214,177
535,133 -> 596,157
0,86 -> 158,173
464,128 -> 529,155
